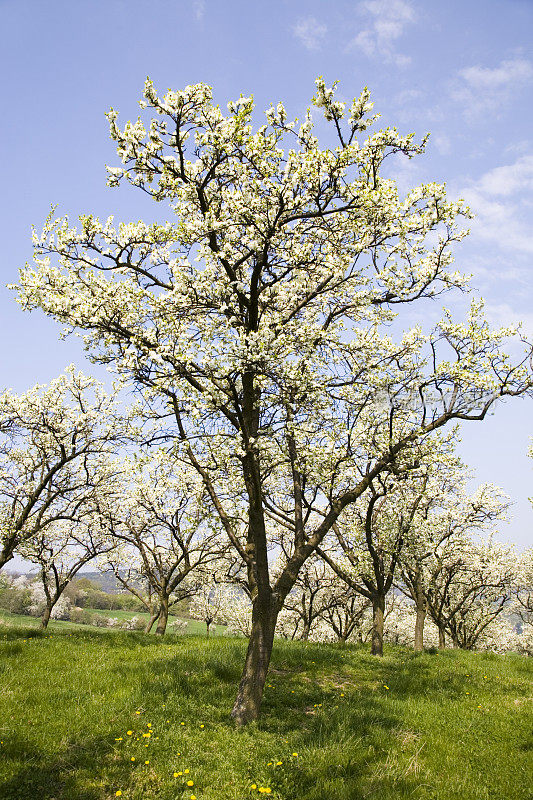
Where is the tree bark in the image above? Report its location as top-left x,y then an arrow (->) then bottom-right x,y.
41,604 -> 52,629
414,591 -> 426,652
230,598 -> 277,726
438,626 -> 446,649
155,597 -> 168,636
144,609 -> 160,634
371,594 -> 385,656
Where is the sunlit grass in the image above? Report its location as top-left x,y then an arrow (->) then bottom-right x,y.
0,621 -> 531,800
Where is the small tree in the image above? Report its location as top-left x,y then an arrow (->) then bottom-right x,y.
101,451 -> 224,635
0,369 -> 130,571
23,515 -> 113,628
398,480 -> 508,649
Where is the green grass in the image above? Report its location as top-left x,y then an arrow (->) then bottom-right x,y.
0,621 -> 531,800
0,607 -> 226,636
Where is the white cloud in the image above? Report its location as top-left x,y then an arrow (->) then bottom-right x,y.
484,302 -> 533,340
433,134 -> 451,156
460,155 -> 533,255
451,58 -> 533,118
293,17 -> 327,51
193,0 -> 205,22
347,0 -> 415,67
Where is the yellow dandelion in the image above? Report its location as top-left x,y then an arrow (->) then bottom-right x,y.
135,711 -> 141,715
184,768 -> 190,774
292,752 -> 298,757
115,792 -> 122,797
187,780 -> 194,787
276,761 -> 282,765
173,772 -> 181,778
191,796 -> 196,800
147,723 -> 152,728
131,757 -> 135,762
251,784 -> 257,790
145,760 -> 149,765
126,730 -> 133,736
258,789 -> 272,794
200,724 -> 205,728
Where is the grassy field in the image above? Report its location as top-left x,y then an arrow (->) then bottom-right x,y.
0,619 -> 531,800
0,607 -> 225,636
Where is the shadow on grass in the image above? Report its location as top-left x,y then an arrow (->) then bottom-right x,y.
105,638 -> 419,799
0,730 -> 121,800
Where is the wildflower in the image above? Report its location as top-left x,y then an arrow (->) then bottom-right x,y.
383,685 -> 389,690
135,711 -> 141,715
115,792 -> 122,797
258,789 -> 272,794
251,784 -> 257,790
173,772 -> 181,777
276,761 -> 282,765
187,780 -> 194,787
145,760 -> 149,765
126,730 -> 133,736
191,796 -> 196,800
131,757 -> 135,762
184,768 -> 190,774
200,724 -> 205,728
292,753 -> 298,757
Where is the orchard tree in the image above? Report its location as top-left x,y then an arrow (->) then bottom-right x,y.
15,78 -> 533,723
277,554 -> 340,641
422,533 -> 515,648
99,451 -> 224,635
515,547 -> 533,631
22,514 -> 114,629
315,435 -> 459,655
398,479 -> 508,649
319,590 -> 371,644
0,369 -> 131,571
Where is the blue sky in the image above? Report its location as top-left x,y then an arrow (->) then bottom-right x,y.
1,0 -> 532,550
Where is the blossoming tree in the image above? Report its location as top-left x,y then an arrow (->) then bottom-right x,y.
98,451 -> 225,635
14,78 -> 533,723
0,368 -> 131,571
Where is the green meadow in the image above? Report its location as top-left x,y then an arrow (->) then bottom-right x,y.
0,618 -> 531,800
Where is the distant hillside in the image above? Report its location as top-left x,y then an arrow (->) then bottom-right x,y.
76,571 -> 128,593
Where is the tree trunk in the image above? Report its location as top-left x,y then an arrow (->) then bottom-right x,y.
0,550 -> 13,571
371,594 -> 385,656
206,620 -> 211,638
414,591 -> 426,652
144,608 -> 160,634
155,597 -> 168,636
41,604 -> 52,629
438,626 -> 446,649
230,599 -> 277,726
301,620 -> 310,641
